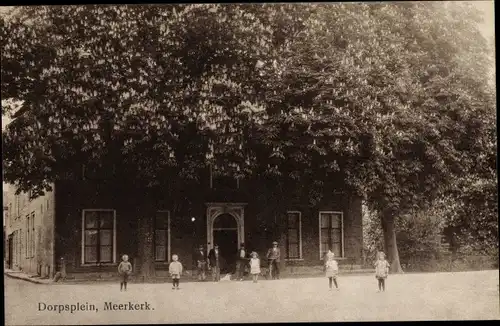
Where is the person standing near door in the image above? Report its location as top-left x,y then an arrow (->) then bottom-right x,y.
208,244 -> 221,282
194,245 -> 207,281
266,241 -> 281,279
235,243 -> 247,281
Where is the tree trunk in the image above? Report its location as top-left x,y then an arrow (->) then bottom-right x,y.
381,211 -> 403,273
137,209 -> 155,281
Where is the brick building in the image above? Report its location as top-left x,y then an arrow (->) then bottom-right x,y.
4,175 -> 363,279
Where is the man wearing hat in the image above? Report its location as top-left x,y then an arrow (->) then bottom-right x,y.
235,243 -> 247,281
208,244 -> 222,282
194,245 -> 207,281
266,241 -> 281,279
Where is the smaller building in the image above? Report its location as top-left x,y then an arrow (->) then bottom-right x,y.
3,185 -> 56,278
3,191 -> 8,261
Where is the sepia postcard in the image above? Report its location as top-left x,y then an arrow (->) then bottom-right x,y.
2,2 -> 498,324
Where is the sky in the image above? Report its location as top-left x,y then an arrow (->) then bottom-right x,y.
1,2 -> 496,191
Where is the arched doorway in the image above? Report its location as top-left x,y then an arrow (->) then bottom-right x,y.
206,203 -> 246,274
213,213 -> 238,273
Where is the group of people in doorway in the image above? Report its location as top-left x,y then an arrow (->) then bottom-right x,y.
194,241 -> 282,283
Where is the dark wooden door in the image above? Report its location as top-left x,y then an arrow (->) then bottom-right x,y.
7,234 -> 13,269
213,229 -> 238,273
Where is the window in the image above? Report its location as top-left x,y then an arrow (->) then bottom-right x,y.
31,212 -> 35,258
286,211 -> 302,259
210,165 -> 239,190
154,211 -> 170,262
26,215 -> 30,258
16,195 -> 20,218
18,229 -> 22,264
319,211 -> 344,259
12,231 -> 16,266
13,232 -> 15,265
17,230 -> 20,264
25,213 -> 35,258
213,213 -> 237,229
82,210 -> 116,264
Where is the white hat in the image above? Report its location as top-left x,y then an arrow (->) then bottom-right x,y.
326,251 -> 334,258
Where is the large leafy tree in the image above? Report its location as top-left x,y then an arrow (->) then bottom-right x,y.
259,2 -> 496,272
1,4 -> 313,277
2,3 -> 495,275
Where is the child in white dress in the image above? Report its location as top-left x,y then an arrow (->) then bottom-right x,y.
325,250 -> 339,290
249,252 -> 261,283
374,251 -> 390,292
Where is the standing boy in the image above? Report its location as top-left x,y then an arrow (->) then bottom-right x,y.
169,254 -> 183,290
118,254 -> 133,291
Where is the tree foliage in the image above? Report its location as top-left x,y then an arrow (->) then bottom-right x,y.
363,205 -> 445,265
441,175 -> 498,256
396,210 -> 446,261
1,4 -> 308,196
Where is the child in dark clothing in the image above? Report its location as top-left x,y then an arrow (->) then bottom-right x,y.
118,254 -> 132,291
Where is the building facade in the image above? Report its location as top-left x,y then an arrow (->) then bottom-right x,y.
4,176 -> 363,279
4,185 -> 56,277
3,191 -> 8,262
